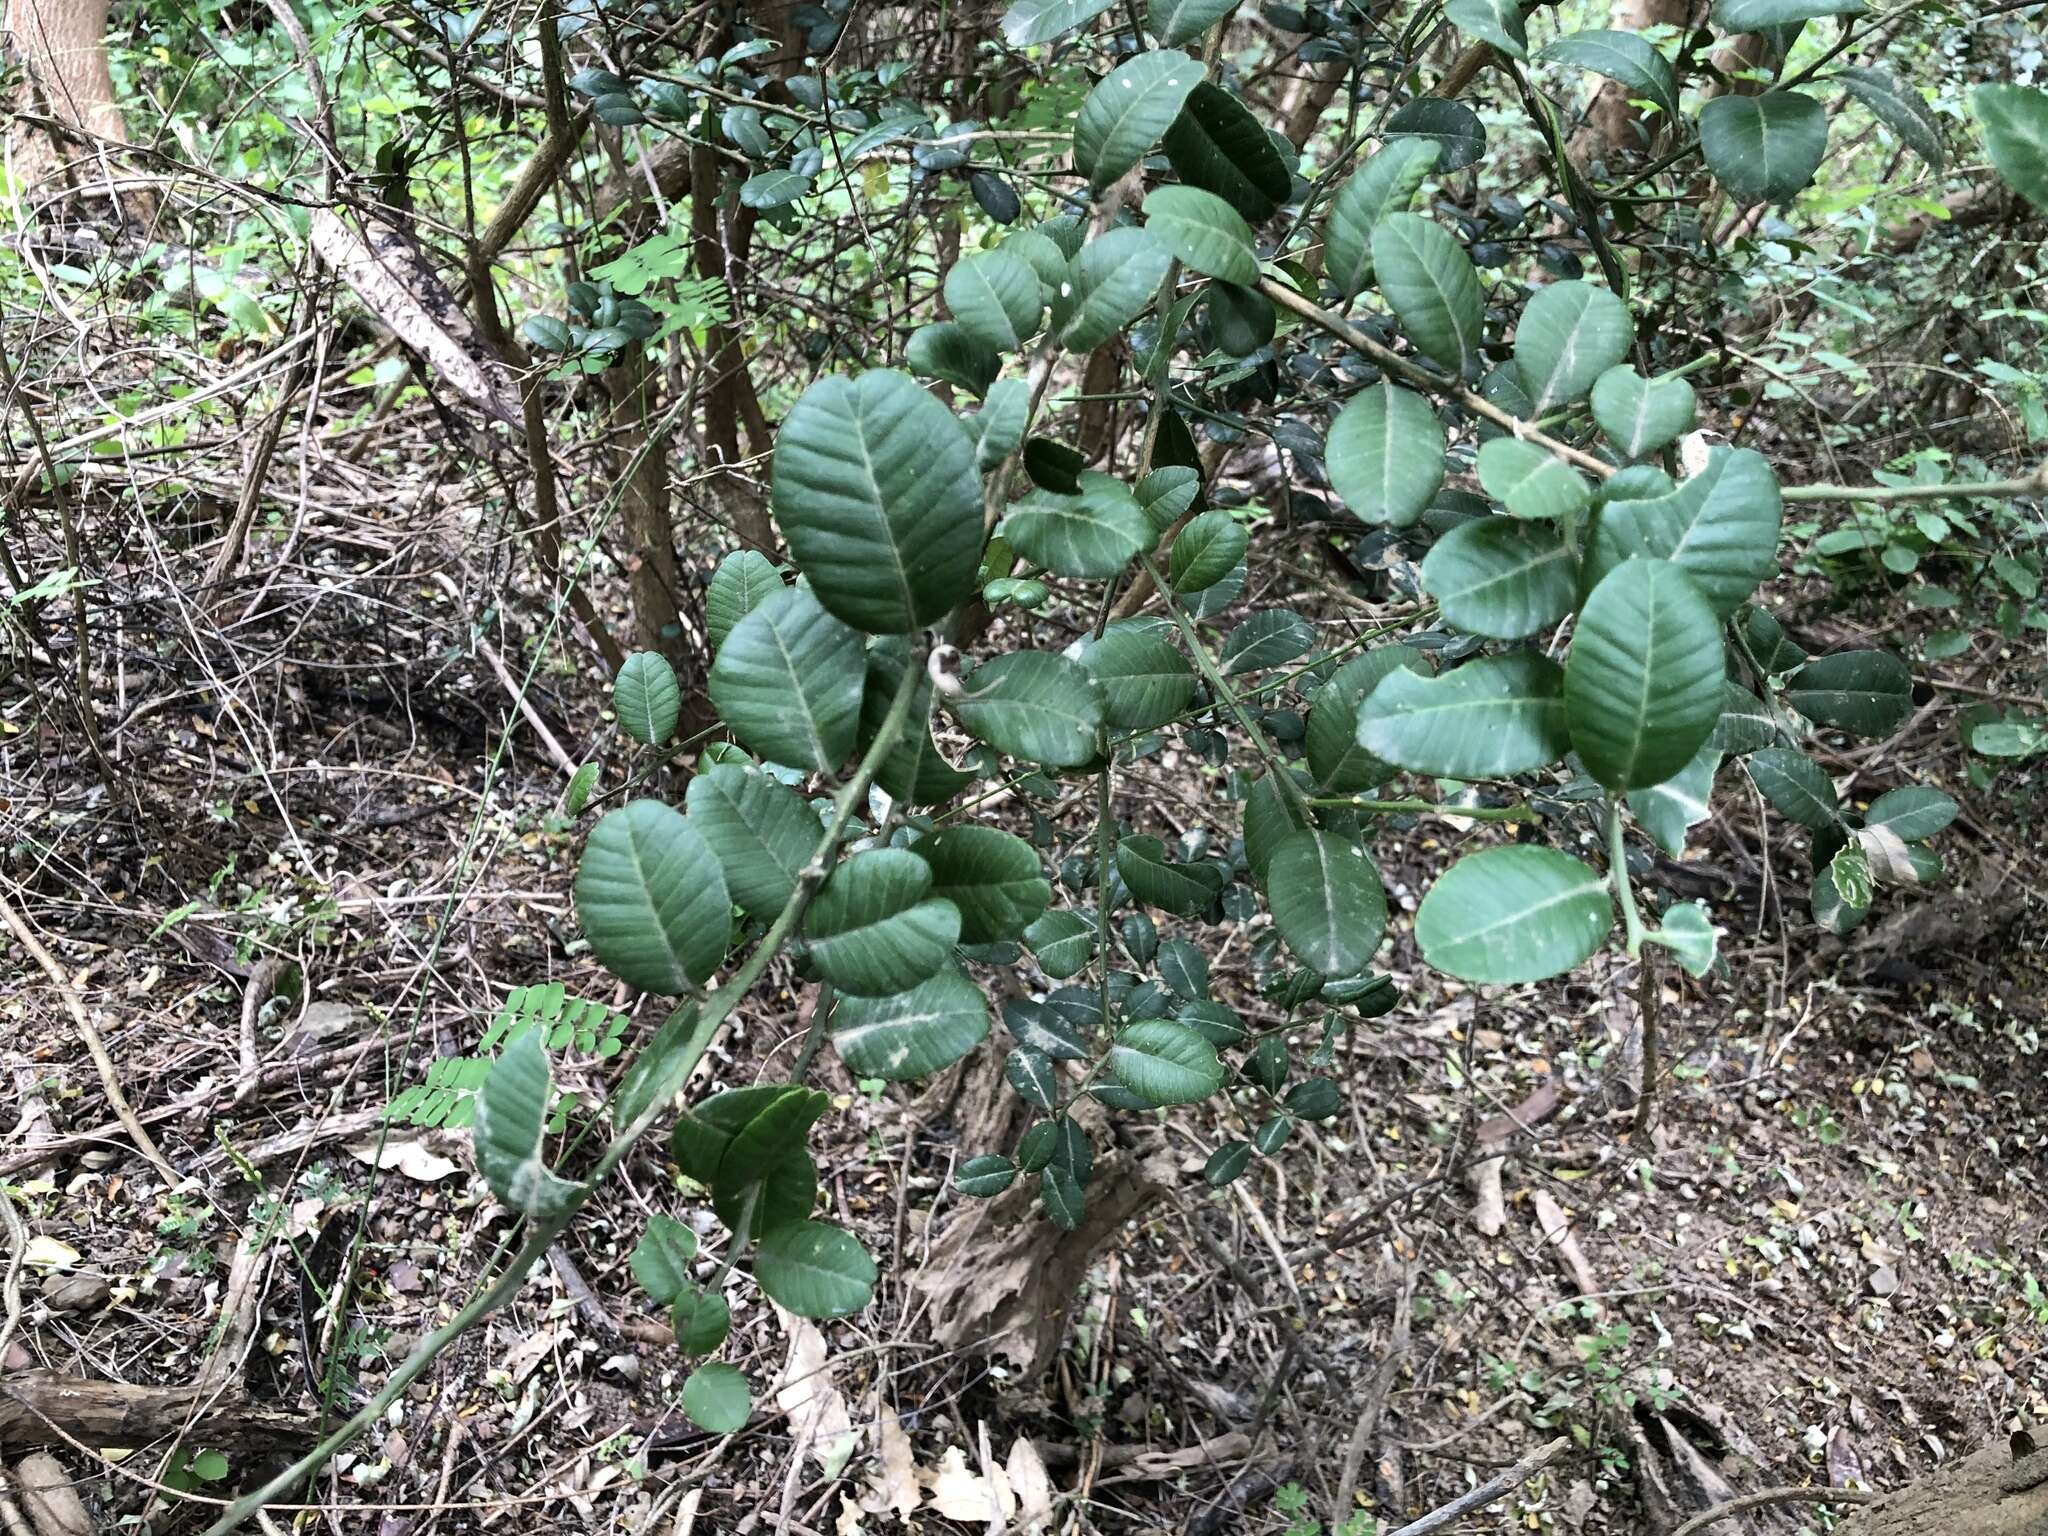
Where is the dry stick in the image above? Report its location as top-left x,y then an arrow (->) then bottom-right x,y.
1383,1436 -> 1572,1536
0,886 -> 182,1188
1669,1485 -> 1879,1536
431,573 -> 577,775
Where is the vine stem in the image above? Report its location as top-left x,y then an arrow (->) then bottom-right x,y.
198,647 -> 929,1536
1604,799 -> 1646,959
1781,460 -> 2048,503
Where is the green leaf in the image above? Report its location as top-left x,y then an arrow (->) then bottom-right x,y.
754,1219 -> 876,1318
707,585 -> 864,773
1057,227 -> 1174,353
1975,85 -> 2048,210
1712,0 -> 1861,24
1360,654 -> 1569,779
1077,621 -> 1196,730
1158,938 -> 1209,1000
1147,0 -> 1236,45
1837,67 -> 1944,171
1075,50 -> 1200,190
968,378 -> 1033,471
945,250 -> 1045,351
1268,830 -> 1386,976
1220,609 -> 1313,674
1646,901 -> 1718,977
1024,908 -> 1096,979
1540,30 -> 1679,123
1415,847 -> 1613,984
672,1289 -> 731,1355
1584,448 -> 1783,617
1004,471 -> 1152,578
1710,683 -> 1777,754
1746,746 -> 1837,828
1307,647 -> 1424,791
865,641 -> 977,808
1168,509 -> 1248,592
830,964 -> 990,1079
1107,1019 -> 1225,1105
906,322 -> 999,397
705,550 -> 782,652
671,1085 -> 824,1217
1204,279 -> 1276,357
1118,835 -> 1224,915
1514,282 -> 1633,414
1372,214 -> 1484,377
771,369 -> 983,634
1445,0 -> 1526,61
1421,517 -> 1578,641
740,168 -> 812,209
1162,81 -> 1293,221
1590,366 -> 1697,460
1476,440 -> 1591,522
1007,1047 -> 1060,1107
910,827 -> 1051,942
803,848 -> 960,996
1326,381 -> 1445,528
631,1213 -> 698,1304
1135,464 -> 1201,530
1627,744 -> 1720,857
1001,229 -> 1071,303
1323,139 -> 1439,301
1244,769 -> 1312,883
1782,651 -> 1912,736
1862,786 -> 1956,842
576,800 -> 731,993
1040,1165 -> 1085,1228
681,1363 -> 750,1434
1812,855 -> 1870,935
1698,92 -> 1828,207
1144,185 -> 1259,285
613,652 -> 680,746
565,762 -> 599,816
955,1155 -> 1017,1197
1204,1141 -> 1253,1186
472,1032 -> 579,1217
1565,559 -> 1724,791
1285,1079 -> 1342,1120
1383,98 -> 1486,171
1002,0 -> 1119,45
685,765 -> 817,917
954,651 -> 1105,767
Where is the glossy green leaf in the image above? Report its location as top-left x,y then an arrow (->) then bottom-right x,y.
613,652 -> 680,746
1307,647 -> 1424,792
1712,0 -> 1861,24
954,650 -> 1105,767
1040,1165 -> 1085,1228
740,168 -> 812,209
472,1032 -> 578,1217
1540,30 -> 1679,122
1162,81 -> 1292,221
1004,471 -> 1151,578
1445,0 -> 1526,60
1144,185 -> 1259,285
1001,0 -> 1118,45
830,964 -> 990,1079
1024,908 -> 1096,978
1204,1141 -> 1253,1186
1077,621 -> 1195,730
1360,654 -> 1569,779
1514,281 -> 1633,414
1565,558 -> 1725,791
681,1363 -> 750,1434
564,763 -> 599,816
772,370 -> 982,633
1590,366 -> 1697,460
802,848 -> 960,996
685,765 -> 816,917
1421,517 -> 1578,641
1415,846 -> 1613,984
956,1155 -> 1017,1197
1220,608 -> 1313,674
1747,746 -> 1838,829
1372,214 -> 1483,377
1147,0 -> 1236,44
1075,50 -> 1200,191
1268,830 -> 1386,976
1118,835 -> 1224,916
705,550 -> 783,652
1863,786 -> 1957,842
1007,1047 -> 1059,1107
1106,1019 -> 1225,1105
1244,770 -> 1311,884
968,377 -> 1033,471
1135,463 -> 1201,531
1782,651 -> 1912,736
1698,92 -> 1828,206
1838,67 -> 1944,171
576,800 -> 731,993
631,1214 -> 697,1304
1383,98 -> 1486,171
1327,381 -> 1445,528
1975,85 -> 2048,210
907,323 -> 999,396
910,827 -> 1050,942
1323,139 -> 1439,300
945,250 -> 1045,352
1168,509 -> 1248,592
1627,744 -> 1721,857
1158,938 -> 1209,1000
708,585 -> 863,773
1476,440 -> 1591,522
1584,447 -> 1783,617
753,1221 -> 876,1318
1057,226 -> 1173,353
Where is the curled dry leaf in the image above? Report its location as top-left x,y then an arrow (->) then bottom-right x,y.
773,1307 -> 858,1476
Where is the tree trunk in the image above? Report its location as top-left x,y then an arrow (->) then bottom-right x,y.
1832,1435 -> 2048,1536
3,0 -> 127,198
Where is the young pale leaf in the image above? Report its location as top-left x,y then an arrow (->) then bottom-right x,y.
1161,81 -> 1293,221
1862,786 -> 1957,842
1002,0 -> 1119,45
1647,901 -> 1719,977
576,800 -> 731,993
1444,0 -> 1526,60
1539,29 -> 1679,122
1476,440 -> 1591,522
1057,227 -> 1174,353
1322,139 -> 1439,300
1004,471 -> 1151,578
944,250 -> 1045,352
1327,381 -> 1445,527
1590,366 -> 1697,460
1074,50 -> 1200,191
1307,648 -> 1424,791
1169,509 -> 1248,592
1267,830 -> 1387,977
954,651 -> 1105,767
1372,214 -> 1484,377
1421,517 -> 1578,641
1584,448 -> 1782,617
1359,654 -> 1569,779
1076,622 -> 1196,730
1626,744 -> 1721,857
1781,651 -> 1912,737
1147,0 -> 1235,44
910,826 -> 1051,943
803,849 -> 960,997
1564,558 -> 1725,791
1414,847 -> 1613,984
630,1214 -> 698,1304
685,765 -> 815,916
613,652 -> 680,746
707,585 -> 864,773
1698,92 -> 1828,207
1837,67 -> 1945,171
1975,85 -> 2048,210
1143,185 -> 1258,285
1513,281 -> 1633,414
564,762 -> 599,816
771,369 -> 983,634
472,1032 -> 579,1217
752,1220 -> 878,1319
1748,746 -> 1838,829
681,1363 -> 751,1434
1107,1019 -> 1225,1106
705,550 -> 783,652
830,965 -> 990,1080
1118,835 -> 1225,916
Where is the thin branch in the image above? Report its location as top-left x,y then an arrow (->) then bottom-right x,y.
1669,1485 -> 1879,1536
1781,462 -> 2048,503
1384,1436 -> 1573,1536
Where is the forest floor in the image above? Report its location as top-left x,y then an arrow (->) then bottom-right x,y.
4,468 -> 2047,1536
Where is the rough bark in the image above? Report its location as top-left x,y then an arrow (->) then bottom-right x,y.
1567,0 -> 1689,165
3,0 -> 127,197
1832,1435 -> 2048,1536
0,1371 -> 311,1452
